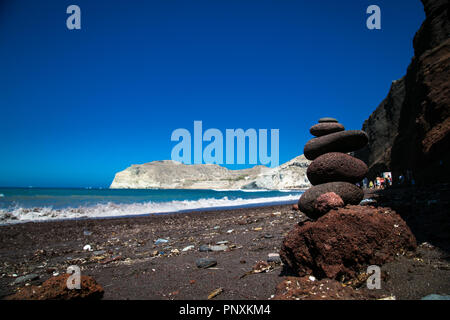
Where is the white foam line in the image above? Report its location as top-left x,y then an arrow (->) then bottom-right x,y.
0,194 -> 301,225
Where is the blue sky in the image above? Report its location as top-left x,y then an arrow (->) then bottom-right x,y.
0,0 -> 425,187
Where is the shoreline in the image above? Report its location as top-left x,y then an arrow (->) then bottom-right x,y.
0,196 -> 301,226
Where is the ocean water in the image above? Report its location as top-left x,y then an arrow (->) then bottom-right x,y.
0,188 -> 304,224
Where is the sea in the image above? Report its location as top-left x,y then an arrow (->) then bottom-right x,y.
0,188 -> 304,225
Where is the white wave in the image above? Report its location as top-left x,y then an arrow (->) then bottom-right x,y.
0,194 -> 4,197
0,194 -> 300,225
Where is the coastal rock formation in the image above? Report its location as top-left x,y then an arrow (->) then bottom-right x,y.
351,78 -> 405,180
279,205 -> 417,280
298,118 -> 368,218
307,152 -> 368,185
298,182 -> 363,218
304,130 -> 368,161
6,274 -> 104,300
354,0 -> 450,184
110,155 -> 311,190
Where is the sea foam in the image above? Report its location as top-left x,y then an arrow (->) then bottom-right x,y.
0,194 -> 299,225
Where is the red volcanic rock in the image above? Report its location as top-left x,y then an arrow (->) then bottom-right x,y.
307,152 -> 368,185
280,205 -> 417,280
304,130 -> 368,160
298,182 -> 363,219
6,274 -> 104,300
310,123 -> 345,137
314,192 -> 344,215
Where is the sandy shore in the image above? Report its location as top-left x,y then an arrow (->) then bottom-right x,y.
1,188 -> 449,300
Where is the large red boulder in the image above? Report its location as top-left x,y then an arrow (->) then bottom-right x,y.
280,205 -> 417,280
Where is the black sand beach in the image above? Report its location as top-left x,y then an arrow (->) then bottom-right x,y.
1,187 -> 449,300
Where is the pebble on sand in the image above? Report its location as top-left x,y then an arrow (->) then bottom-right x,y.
196,257 -> 217,269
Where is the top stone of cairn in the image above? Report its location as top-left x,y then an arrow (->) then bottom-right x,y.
318,117 -> 338,123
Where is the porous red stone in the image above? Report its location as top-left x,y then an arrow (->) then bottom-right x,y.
304,130 -> 368,160
298,182 -> 363,219
313,192 -> 344,215
310,123 -> 345,137
280,205 -> 417,280
307,152 -> 368,185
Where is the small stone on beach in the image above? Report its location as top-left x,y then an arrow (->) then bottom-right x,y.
182,245 -> 194,252
196,257 -> 217,269
154,238 -> 169,245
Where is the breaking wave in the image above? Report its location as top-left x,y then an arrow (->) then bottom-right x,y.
0,194 -> 300,225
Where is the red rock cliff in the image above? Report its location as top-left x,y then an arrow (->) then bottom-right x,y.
354,0 -> 450,184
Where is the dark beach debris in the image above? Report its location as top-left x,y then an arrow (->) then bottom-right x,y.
12,273 -> 39,285
196,257 -> 217,269
154,238 -> 169,245
209,245 -> 228,252
93,250 -> 106,256
421,294 -> 450,300
181,245 -> 194,252
207,287 -> 223,300
267,253 -> 282,264
100,255 -> 123,265
239,261 -> 278,279
199,245 -> 213,252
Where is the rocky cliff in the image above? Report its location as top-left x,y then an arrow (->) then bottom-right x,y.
110,155 -> 311,190
352,78 -> 405,180
354,0 -> 450,184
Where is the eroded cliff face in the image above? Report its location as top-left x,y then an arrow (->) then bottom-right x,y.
110,155 -> 311,190
353,78 -> 405,180
355,0 -> 450,184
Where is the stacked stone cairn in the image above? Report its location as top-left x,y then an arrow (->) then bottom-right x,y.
299,117 -> 369,219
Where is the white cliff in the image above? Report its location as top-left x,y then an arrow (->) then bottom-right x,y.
110,155 -> 310,190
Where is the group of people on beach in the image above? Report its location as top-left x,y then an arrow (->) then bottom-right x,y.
365,177 -> 392,189
359,170 -> 415,190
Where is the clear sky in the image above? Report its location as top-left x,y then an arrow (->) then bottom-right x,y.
0,0 -> 425,187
